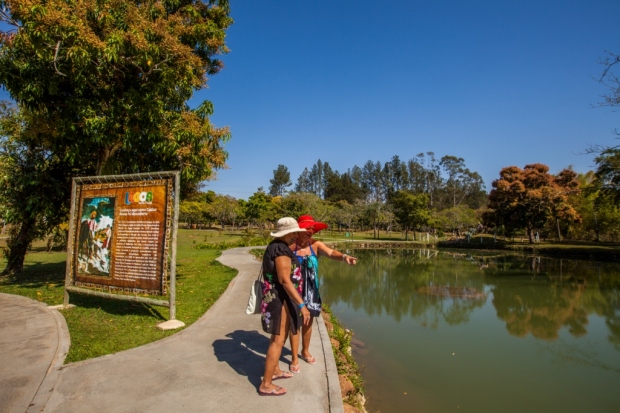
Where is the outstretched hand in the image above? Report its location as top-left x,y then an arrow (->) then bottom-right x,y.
344,255 -> 357,266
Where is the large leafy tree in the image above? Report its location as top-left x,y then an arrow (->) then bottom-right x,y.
382,155 -> 408,200
589,50 -> 620,201
485,164 -> 581,243
361,160 -> 384,203
407,152 -> 441,206
324,170 -> 364,204
244,189 -> 278,229
569,172 -> 620,241
439,155 -> 486,209
179,200 -> 212,228
308,159 -> 325,198
295,167 -> 312,193
0,0 -> 232,273
208,194 -> 239,230
268,164 -> 292,197
593,148 -> 620,202
331,200 -> 356,231
434,205 -> 478,237
277,192 -> 327,222
392,191 -> 432,240
0,102 -> 71,270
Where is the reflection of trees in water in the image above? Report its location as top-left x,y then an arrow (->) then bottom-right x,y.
321,249 -> 487,325
321,250 -> 620,348
491,282 -> 588,340
482,255 -> 620,347
603,290 -> 620,351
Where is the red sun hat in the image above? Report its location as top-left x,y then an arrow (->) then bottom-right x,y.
297,215 -> 328,232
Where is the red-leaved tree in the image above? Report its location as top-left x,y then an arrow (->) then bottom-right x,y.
484,164 -> 581,243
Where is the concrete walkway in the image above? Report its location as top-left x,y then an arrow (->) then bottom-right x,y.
1,247 -> 343,413
0,293 -> 69,413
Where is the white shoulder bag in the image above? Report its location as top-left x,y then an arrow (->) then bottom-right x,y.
245,267 -> 264,315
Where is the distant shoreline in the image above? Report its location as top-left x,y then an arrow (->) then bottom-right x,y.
324,239 -> 620,262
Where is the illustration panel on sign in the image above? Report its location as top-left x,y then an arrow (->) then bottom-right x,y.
77,197 -> 115,276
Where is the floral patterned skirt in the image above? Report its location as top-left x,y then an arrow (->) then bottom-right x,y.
260,277 -> 301,335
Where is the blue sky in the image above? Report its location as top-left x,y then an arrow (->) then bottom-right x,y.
2,1 -> 619,200
195,0 -> 620,199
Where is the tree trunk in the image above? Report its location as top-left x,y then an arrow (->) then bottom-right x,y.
527,226 -> 534,244
2,218 -> 35,274
95,142 -> 123,176
594,212 -> 600,242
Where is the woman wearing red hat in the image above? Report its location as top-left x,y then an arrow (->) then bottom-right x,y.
288,215 -> 356,373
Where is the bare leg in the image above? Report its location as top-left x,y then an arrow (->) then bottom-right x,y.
260,304 -> 291,393
301,316 -> 314,360
289,329 -> 300,372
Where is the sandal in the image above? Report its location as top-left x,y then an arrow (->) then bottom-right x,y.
272,371 -> 294,380
258,385 -> 287,396
301,355 -> 316,365
290,363 -> 300,373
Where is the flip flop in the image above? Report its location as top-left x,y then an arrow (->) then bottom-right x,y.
301,355 -> 316,365
258,386 -> 287,396
272,371 -> 294,380
290,363 -> 300,373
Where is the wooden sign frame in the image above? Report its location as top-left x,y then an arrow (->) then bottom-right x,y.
63,171 -> 180,320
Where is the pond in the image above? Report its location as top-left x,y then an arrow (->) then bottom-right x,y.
320,249 -> 620,413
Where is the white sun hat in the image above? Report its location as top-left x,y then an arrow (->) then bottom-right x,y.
270,217 -> 308,238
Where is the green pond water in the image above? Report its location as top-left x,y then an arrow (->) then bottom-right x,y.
320,249 -> 620,413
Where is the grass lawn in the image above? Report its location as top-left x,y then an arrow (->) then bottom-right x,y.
0,229 -> 243,363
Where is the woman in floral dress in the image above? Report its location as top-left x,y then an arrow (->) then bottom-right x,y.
258,217 -> 311,396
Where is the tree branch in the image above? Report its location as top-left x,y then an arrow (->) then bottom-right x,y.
130,55 -> 172,78
53,41 -> 66,77
0,5 -> 21,28
598,51 -> 620,81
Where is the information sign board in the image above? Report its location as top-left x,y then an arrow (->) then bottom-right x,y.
67,176 -> 174,296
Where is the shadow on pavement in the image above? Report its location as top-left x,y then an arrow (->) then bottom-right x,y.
212,329 -> 294,388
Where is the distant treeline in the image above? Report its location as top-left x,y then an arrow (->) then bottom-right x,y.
185,154 -> 620,244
